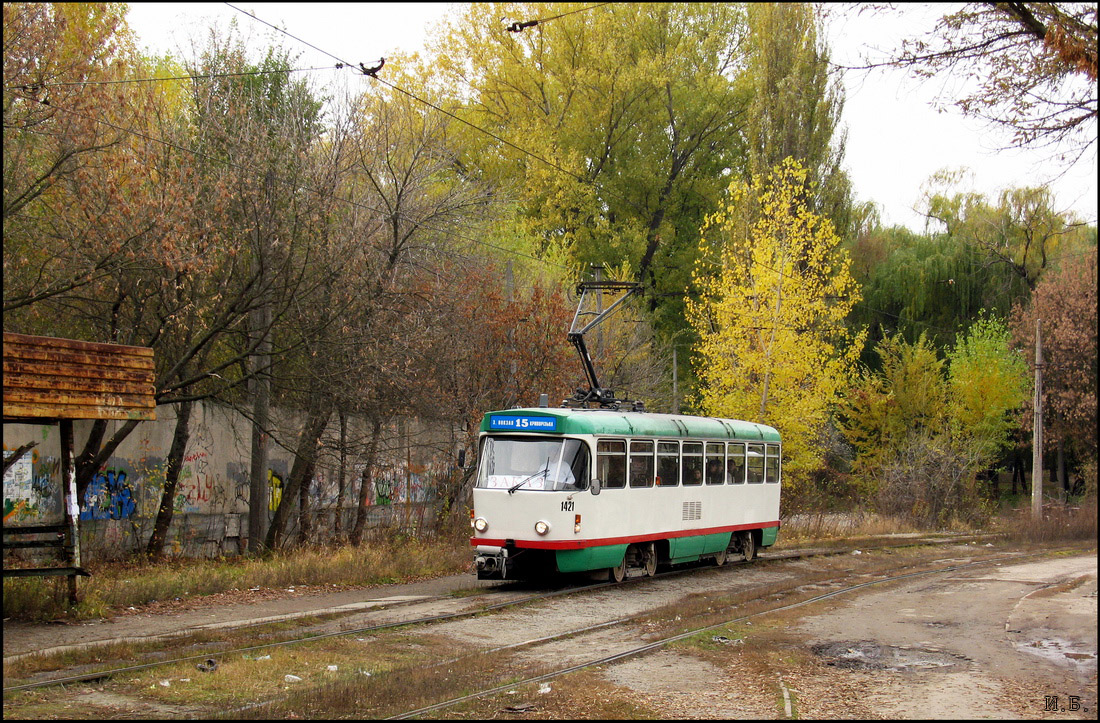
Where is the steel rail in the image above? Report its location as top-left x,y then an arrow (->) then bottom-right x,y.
1,532 -> 997,694
388,548 -> 1063,719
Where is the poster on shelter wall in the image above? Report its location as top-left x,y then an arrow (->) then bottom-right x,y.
4,449 -> 63,526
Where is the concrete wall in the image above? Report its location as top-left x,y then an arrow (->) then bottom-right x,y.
3,401 -> 460,560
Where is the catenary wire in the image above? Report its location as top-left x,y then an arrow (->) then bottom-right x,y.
4,65 -> 341,90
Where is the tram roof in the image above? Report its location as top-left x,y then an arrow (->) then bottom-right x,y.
479,407 -> 780,442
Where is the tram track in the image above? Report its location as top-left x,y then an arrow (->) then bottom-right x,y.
232,539 -> 1049,720
1,531 -> 1002,699
387,548 -> 1057,720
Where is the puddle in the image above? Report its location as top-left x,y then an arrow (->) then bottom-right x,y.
813,640 -> 967,672
1014,637 -> 1098,670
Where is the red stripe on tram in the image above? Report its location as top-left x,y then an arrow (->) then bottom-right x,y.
471,520 -> 780,549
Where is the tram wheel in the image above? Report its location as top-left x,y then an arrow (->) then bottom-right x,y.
713,547 -> 727,567
741,531 -> 756,561
642,542 -> 657,577
609,558 -> 626,583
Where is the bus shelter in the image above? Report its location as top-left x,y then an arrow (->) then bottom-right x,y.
3,332 -> 155,603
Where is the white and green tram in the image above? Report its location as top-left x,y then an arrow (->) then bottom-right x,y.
471,406 -> 781,581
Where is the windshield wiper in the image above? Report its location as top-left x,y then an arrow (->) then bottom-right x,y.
509,458 -> 550,495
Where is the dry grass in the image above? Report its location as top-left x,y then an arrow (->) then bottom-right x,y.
2,531 -> 472,622
994,498 -> 1098,543
777,511 -> 925,545
228,647 -> 548,719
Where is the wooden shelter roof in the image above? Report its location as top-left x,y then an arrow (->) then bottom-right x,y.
3,332 -> 156,421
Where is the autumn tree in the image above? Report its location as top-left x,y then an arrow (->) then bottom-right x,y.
1011,248 -> 1098,495
3,3 -> 149,312
262,64 -> 502,549
841,318 -> 1031,525
2,4 -> 203,330
841,331 -> 947,481
2,4 -> 238,511
869,2 -> 1097,164
410,262 -> 577,521
687,157 -> 865,491
947,314 -> 1031,463
433,3 -> 751,331
4,9 -> 352,553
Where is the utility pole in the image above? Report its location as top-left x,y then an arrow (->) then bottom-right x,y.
1031,318 -> 1044,520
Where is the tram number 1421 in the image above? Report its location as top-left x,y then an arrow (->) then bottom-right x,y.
470,406 -> 782,581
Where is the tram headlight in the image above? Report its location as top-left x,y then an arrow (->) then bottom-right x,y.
534,520 -> 550,536
473,517 -> 488,533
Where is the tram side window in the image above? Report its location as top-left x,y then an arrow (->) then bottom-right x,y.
765,444 -> 781,484
656,441 -> 679,486
746,444 -> 764,484
705,443 -> 725,485
629,440 -> 655,487
727,443 -> 745,484
682,442 -> 703,485
597,440 -> 626,489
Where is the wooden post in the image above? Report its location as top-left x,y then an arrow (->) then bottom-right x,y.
59,419 -> 82,605
1031,319 -> 1043,520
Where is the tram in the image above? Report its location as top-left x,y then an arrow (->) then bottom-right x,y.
470,404 -> 781,580
470,279 -> 781,581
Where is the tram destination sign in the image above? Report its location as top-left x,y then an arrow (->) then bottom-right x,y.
488,414 -> 558,432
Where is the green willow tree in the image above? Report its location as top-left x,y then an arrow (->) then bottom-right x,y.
849,175 -> 1093,358
687,158 -> 865,491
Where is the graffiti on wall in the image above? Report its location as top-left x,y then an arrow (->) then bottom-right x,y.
370,463 -> 439,506
3,447 -> 63,525
6,406 -> 456,558
269,469 -> 283,511
81,468 -> 137,520
173,426 -> 238,514
374,477 -> 393,505
175,450 -> 213,513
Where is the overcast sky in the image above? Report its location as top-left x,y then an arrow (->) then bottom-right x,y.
124,2 -> 1098,233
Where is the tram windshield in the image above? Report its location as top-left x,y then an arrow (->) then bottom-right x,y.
476,437 -> 590,492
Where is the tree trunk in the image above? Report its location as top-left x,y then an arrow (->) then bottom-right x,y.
298,456 -> 317,544
146,400 -> 194,556
351,417 -> 383,546
1057,438 -> 1066,500
265,400 -> 332,550
336,412 -> 347,538
75,418 -> 139,500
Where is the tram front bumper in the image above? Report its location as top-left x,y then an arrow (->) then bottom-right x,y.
474,545 -> 510,579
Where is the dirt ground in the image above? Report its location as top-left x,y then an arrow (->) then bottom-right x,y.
4,546 -> 1097,719
445,549 -> 1097,720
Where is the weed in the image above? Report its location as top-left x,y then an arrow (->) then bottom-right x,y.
994,498 -> 1098,543
2,537 -> 471,622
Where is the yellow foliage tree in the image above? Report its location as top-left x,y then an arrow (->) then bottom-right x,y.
687,157 -> 865,487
